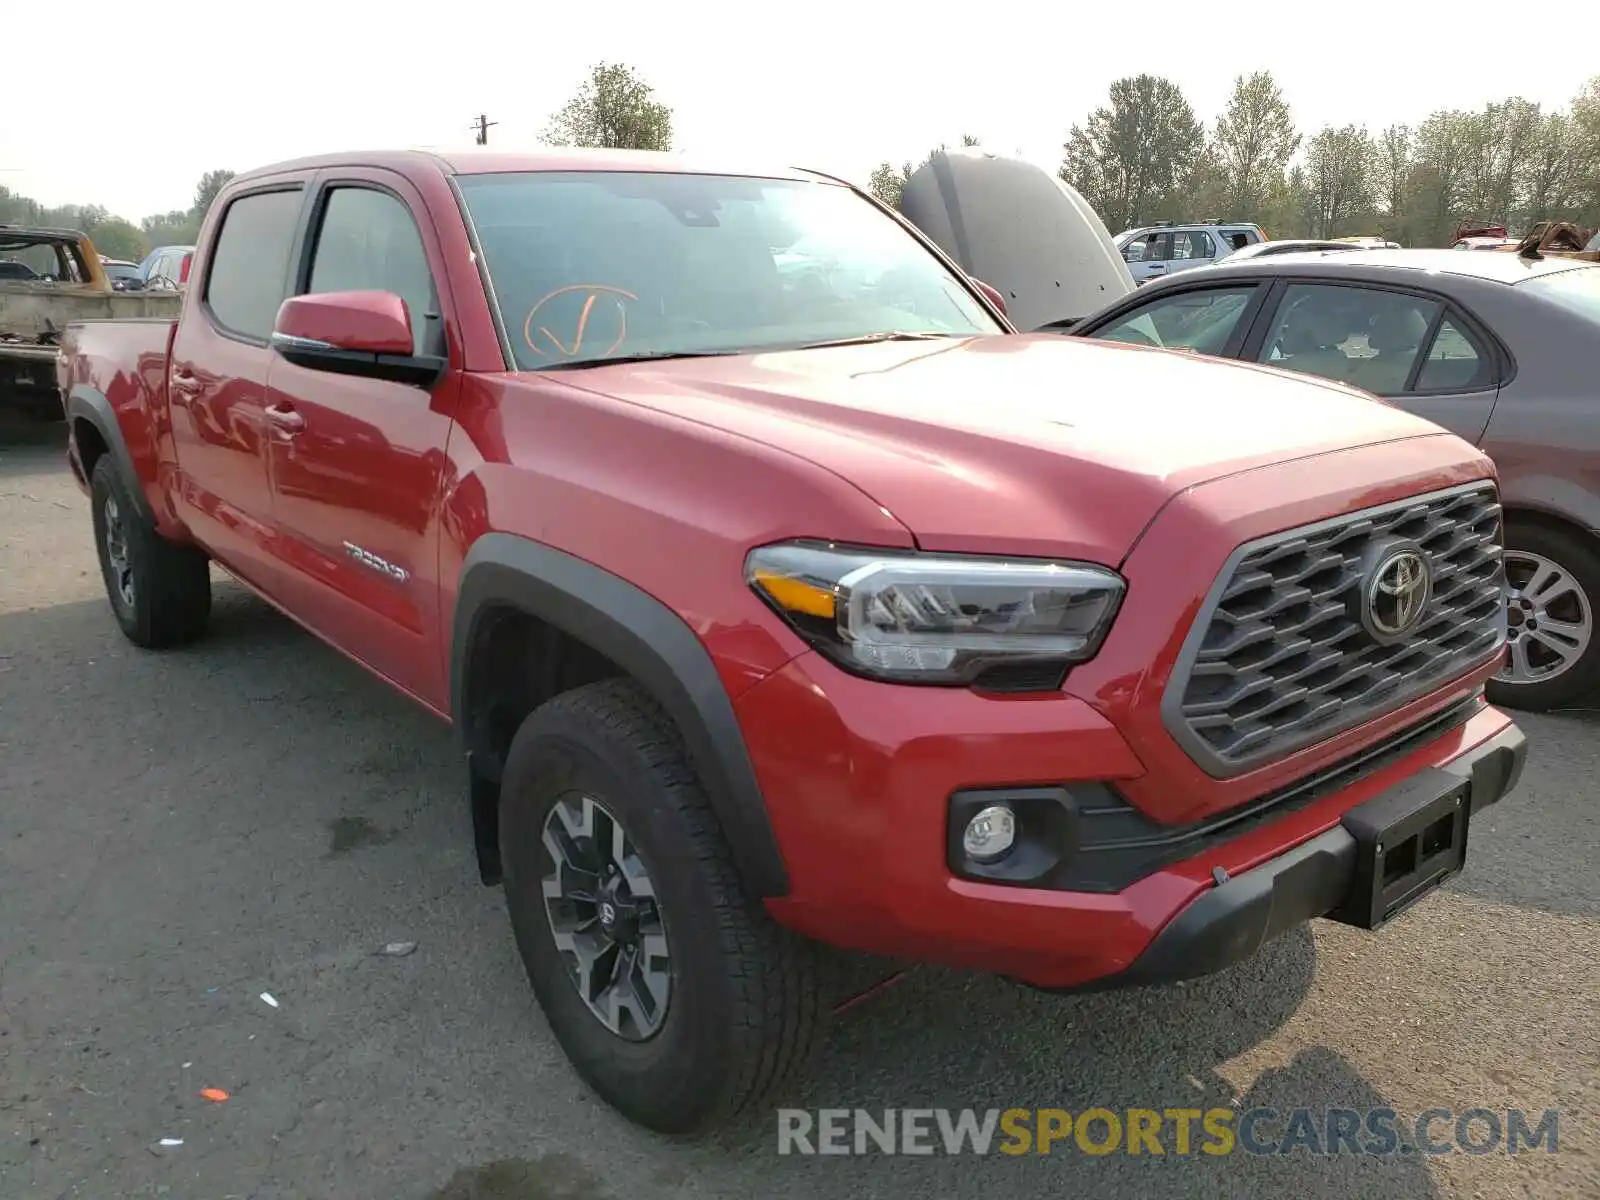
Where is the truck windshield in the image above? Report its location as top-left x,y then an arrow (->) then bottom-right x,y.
1517,266 -> 1600,323
455,170 -> 1002,370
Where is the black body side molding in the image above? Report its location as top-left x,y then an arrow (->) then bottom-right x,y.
64,386 -> 155,523
451,533 -> 791,898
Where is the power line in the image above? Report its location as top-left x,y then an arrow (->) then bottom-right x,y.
471,114 -> 499,146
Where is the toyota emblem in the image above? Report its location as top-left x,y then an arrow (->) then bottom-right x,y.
1363,547 -> 1433,641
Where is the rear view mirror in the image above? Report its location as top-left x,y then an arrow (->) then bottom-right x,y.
970,277 -> 1008,316
270,290 -> 445,388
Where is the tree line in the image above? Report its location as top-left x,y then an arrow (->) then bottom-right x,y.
869,71 -> 1600,246
15,65 -> 1596,257
0,170 -> 236,262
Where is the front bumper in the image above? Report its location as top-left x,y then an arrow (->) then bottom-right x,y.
740,649 -> 1526,989
1064,722 -> 1525,992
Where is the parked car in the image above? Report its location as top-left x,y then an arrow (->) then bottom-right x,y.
1214,239 -> 1371,263
1334,236 -> 1402,249
1455,236 -> 1520,251
101,259 -> 145,291
1066,247 -> 1600,712
58,148 -> 1525,1134
135,244 -> 195,291
1114,221 -> 1268,283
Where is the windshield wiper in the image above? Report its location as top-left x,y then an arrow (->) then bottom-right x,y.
785,331 -> 960,351
536,349 -> 745,371
1034,316 -> 1081,332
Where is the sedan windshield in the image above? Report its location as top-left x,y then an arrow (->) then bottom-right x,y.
455,170 -> 1002,370
1517,266 -> 1600,323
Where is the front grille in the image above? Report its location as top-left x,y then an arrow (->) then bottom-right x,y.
1162,481 -> 1505,777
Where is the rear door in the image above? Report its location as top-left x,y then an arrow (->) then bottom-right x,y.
1167,228 -> 1219,275
1240,279 -> 1502,442
260,168 -> 458,706
167,182 -> 309,585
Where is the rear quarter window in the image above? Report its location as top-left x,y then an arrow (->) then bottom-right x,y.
203,188 -> 304,340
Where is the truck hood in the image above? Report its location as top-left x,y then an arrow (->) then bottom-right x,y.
547,333 -> 1455,564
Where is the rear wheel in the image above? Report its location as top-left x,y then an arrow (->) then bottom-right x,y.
89,456 -> 211,648
1486,520 -> 1600,712
498,678 -> 826,1134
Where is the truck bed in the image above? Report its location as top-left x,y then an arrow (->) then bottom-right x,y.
2,285 -> 182,346
4,288 -> 182,417
57,317 -> 179,455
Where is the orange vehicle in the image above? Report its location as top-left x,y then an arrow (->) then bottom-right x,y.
1,224 -> 179,417
1500,222 -> 1599,262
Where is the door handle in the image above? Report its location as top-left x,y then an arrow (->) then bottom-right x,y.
170,371 -> 203,395
264,404 -> 305,434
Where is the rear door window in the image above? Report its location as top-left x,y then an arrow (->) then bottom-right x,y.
203,189 -> 304,340
1171,230 -> 1216,261
1255,283 -> 1444,395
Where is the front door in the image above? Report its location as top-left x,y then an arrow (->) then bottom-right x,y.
1246,281 -> 1500,443
1123,232 -> 1174,284
261,173 -> 457,706
167,184 -> 307,587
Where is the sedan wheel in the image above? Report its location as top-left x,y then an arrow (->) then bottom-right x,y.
1486,522 -> 1600,713
1498,550 -> 1592,687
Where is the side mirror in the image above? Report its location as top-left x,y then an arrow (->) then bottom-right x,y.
270,290 -> 444,388
970,277 -> 1007,316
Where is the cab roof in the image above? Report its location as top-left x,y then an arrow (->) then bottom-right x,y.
0,224 -> 90,242
230,147 -> 834,187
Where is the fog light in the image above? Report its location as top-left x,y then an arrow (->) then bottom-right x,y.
962,804 -> 1016,863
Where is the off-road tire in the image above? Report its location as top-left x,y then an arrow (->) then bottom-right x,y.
499,677 -> 826,1134
1486,519 -> 1600,713
89,456 -> 211,648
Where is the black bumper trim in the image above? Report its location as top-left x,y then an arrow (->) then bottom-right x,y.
1057,721 -> 1527,993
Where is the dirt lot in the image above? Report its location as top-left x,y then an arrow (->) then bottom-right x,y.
2,420 -> 1597,1199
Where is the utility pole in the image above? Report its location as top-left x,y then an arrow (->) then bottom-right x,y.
471,114 -> 498,146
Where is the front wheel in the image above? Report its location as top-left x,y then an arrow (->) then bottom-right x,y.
498,678 -> 826,1134
1486,521 -> 1600,712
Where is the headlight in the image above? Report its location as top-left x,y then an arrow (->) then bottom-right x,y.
745,540 -> 1125,688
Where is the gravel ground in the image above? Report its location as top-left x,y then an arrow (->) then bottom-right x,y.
1,419 -> 1596,1199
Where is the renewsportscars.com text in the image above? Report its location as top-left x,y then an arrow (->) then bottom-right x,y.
776,1106 -> 1560,1157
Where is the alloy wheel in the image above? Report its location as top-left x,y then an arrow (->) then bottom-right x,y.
102,494 -> 136,609
1496,549 -> 1593,686
540,793 -> 672,1040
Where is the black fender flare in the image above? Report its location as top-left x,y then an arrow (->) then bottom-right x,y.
451,533 -> 791,898
64,385 -> 155,524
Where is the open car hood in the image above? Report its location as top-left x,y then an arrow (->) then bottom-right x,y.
898,149 -> 1135,332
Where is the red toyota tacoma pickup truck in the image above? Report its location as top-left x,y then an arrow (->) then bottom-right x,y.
57,148 -> 1526,1134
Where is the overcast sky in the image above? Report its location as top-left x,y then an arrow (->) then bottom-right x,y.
6,1 -> 1596,220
